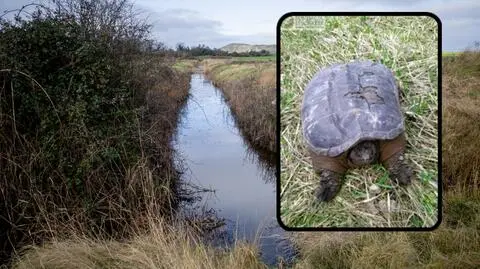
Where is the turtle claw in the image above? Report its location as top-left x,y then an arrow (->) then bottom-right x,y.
391,164 -> 413,185
315,170 -> 342,202
315,183 -> 340,202
384,151 -> 413,185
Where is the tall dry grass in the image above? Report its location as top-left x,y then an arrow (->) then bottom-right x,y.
203,59 -> 276,154
290,191 -> 480,269
442,48 -> 480,192
8,50 -> 480,269
10,218 -> 267,269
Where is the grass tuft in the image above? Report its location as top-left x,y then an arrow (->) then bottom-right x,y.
11,218 -> 268,269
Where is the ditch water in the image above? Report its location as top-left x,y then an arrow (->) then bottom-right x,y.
173,71 -> 295,266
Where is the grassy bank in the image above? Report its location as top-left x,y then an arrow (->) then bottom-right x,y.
203,58 -> 276,154
10,193 -> 480,269
279,16 -> 439,228
173,59 -> 200,73
231,55 -> 276,62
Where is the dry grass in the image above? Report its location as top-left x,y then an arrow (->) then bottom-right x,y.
203,58 -> 276,153
11,218 -> 267,269
290,191 -> 480,269
279,15 -> 439,228
14,191 -> 479,269
442,49 -> 480,192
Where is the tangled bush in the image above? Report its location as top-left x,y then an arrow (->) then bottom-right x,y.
0,1 -> 187,264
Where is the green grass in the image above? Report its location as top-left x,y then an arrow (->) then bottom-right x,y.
442,51 -> 460,57
209,63 -> 258,81
231,55 -> 275,62
280,16 -> 439,228
194,55 -> 275,62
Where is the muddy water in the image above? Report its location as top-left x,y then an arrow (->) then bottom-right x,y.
173,72 -> 294,266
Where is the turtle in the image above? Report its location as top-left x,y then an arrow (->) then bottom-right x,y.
301,60 -> 413,202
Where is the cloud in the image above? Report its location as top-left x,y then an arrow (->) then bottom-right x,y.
0,0 -> 36,13
317,0 -> 427,6
430,0 -> 480,21
0,0 -> 44,20
2,0 -> 479,51
428,0 -> 480,50
147,8 -> 273,48
150,9 -> 222,30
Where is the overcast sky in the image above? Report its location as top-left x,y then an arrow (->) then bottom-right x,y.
1,0 -> 478,51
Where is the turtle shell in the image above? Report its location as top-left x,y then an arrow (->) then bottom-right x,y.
301,60 -> 404,157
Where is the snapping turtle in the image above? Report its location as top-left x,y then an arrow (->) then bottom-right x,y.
301,60 -> 413,202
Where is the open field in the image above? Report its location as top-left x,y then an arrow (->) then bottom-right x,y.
172,59 -> 200,72
442,51 -> 461,57
231,55 -> 276,62
203,58 -> 276,153
193,55 -> 275,63
279,16 -> 439,228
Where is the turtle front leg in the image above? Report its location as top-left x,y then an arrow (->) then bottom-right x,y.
383,150 -> 413,185
308,149 -> 346,202
314,169 -> 343,202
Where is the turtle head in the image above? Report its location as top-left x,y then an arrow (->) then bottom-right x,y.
348,141 -> 379,166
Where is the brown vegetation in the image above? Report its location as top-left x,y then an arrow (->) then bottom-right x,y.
11,219 -> 267,269
4,4 -> 480,267
0,1 -> 191,265
442,49 -> 480,192
203,59 -> 276,154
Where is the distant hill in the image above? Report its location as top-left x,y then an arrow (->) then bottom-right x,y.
220,43 -> 276,54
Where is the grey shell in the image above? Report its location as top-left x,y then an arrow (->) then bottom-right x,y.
301,60 -> 404,157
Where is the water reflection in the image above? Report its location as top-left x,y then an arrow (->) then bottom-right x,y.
173,73 -> 294,266
213,85 -> 276,184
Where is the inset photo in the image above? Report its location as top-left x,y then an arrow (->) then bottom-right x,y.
277,13 -> 440,230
